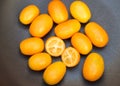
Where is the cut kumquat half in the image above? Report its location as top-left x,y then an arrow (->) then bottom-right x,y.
45,36 -> 65,57
62,47 -> 80,67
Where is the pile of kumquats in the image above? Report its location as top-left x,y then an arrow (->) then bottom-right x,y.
19,0 -> 109,85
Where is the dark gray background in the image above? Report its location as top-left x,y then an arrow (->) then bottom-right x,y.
0,0 -> 120,86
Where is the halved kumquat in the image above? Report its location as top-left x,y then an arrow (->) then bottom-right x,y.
45,36 -> 65,57
62,47 -> 80,67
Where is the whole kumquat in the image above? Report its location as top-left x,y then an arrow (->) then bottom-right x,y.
28,52 -> 52,71
43,61 -> 66,85
71,32 -> 92,55
48,0 -> 68,24
20,37 -> 44,55
83,53 -> 104,81
55,19 -> 81,39
85,22 -> 109,47
70,1 -> 91,23
19,4 -> 40,25
29,14 -> 53,37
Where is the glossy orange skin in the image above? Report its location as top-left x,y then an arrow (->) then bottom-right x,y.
83,53 -> 104,81
20,37 -> 44,55
28,53 -> 52,71
85,22 -> 109,47
48,0 -> 68,24
71,32 -> 92,55
70,1 -> 91,23
55,19 -> 81,39
43,61 -> 66,85
19,4 -> 40,25
29,14 -> 53,37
